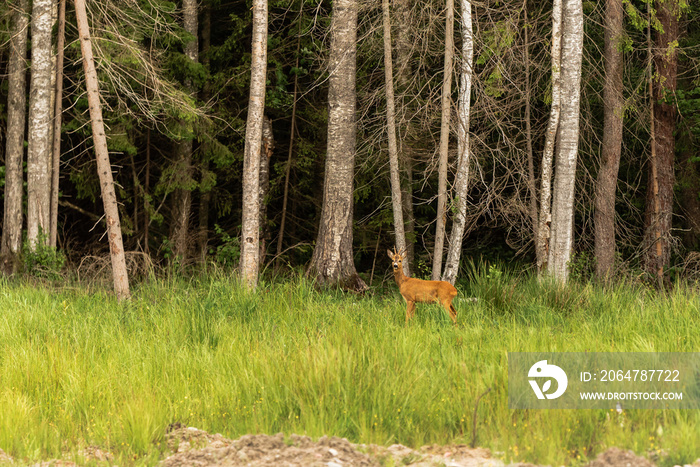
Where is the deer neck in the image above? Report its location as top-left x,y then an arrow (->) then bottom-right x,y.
393,267 -> 407,286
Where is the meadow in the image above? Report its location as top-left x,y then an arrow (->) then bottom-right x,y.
0,265 -> 699,465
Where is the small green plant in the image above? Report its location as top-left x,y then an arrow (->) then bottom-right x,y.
569,251 -> 596,282
212,224 -> 240,268
22,233 -> 66,280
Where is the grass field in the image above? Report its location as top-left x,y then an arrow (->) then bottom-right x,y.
0,266 -> 699,465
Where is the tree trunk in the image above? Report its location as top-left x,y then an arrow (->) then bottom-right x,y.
170,0 -> 199,261
432,0 -> 454,281
642,0 -> 679,286
306,0 -> 367,292
547,0 -> 584,282
27,0 -> 54,249
49,0 -> 67,249
382,0 -> 409,276
1,0 -> 29,273
536,0 -> 562,273
198,3 -> 212,263
394,0 -> 416,267
240,0 -> 268,289
74,0 -> 131,300
594,0 -> 624,281
259,115 -> 274,268
443,0 -> 473,285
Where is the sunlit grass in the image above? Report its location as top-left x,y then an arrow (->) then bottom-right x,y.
0,267 -> 698,465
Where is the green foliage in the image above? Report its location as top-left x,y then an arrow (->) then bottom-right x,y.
212,224 -> 240,268
21,234 -> 66,280
569,250 -> 597,282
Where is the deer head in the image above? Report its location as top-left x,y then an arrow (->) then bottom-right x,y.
387,247 -> 406,272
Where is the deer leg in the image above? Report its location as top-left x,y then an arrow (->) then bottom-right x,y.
405,301 -> 416,324
442,299 -> 457,324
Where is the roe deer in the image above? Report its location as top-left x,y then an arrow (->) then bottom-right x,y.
387,247 -> 458,324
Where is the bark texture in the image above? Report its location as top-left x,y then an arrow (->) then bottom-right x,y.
307,0 -> 367,292
170,0 -> 199,260
50,0 -> 67,248
74,0 -> 131,300
536,0 -> 562,272
1,0 -> 29,272
394,0 -> 416,267
240,0 -> 268,288
547,0 -> 583,282
27,0 -> 54,248
642,0 -> 679,285
383,0 -> 408,276
432,0 -> 455,281
594,0 -> 624,280
443,0 -> 473,285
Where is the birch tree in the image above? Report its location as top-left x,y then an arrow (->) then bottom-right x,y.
1,0 -> 29,272
74,0 -> 130,300
442,0 -> 473,285
536,0 -> 562,273
240,0 -> 268,289
383,0 -> 408,275
307,0 -> 367,292
594,0 -> 624,280
49,0 -> 67,248
547,0 -> 583,282
432,0 -> 455,281
27,0 -> 54,249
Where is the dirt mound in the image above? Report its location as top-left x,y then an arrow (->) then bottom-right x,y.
583,447 -> 655,467
162,428 -> 376,466
161,426 -> 540,467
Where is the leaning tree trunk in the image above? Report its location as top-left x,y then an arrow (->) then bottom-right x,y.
594,0 -> 624,281
27,0 -> 55,249
74,0 -> 131,300
1,0 -> 29,273
170,0 -> 199,261
432,0 -> 455,281
306,0 -> 367,292
442,0 -> 473,285
642,0 -> 679,287
240,0 -> 268,289
536,0 -> 563,273
49,0 -> 67,248
547,0 -> 584,282
382,0 -> 408,275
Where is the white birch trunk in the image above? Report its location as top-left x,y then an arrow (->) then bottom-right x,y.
27,0 -> 54,249
50,0 -> 66,248
240,0 -> 268,289
1,0 -> 29,266
383,0 -> 408,276
547,0 -> 584,282
442,0 -> 473,285
536,0 -> 563,272
432,0 -> 455,280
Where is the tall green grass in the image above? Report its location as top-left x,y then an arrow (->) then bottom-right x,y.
0,267 -> 698,465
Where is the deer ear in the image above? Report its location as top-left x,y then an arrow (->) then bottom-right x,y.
387,249 -> 394,259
